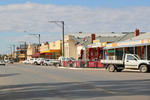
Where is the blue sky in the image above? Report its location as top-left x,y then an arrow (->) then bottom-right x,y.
0,0 -> 150,54
1,0 -> 150,8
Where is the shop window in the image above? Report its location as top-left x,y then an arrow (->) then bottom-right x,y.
128,47 -> 134,54
116,48 -> 123,60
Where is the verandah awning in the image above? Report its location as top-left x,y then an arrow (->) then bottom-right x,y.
104,38 -> 150,50
40,50 -> 60,53
32,53 -> 41,57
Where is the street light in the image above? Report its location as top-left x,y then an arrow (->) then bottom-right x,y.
9,44 -> 15,54
18,41 -> 27,60
24,31 -> 41,58
48,21 -> 65,57
29,34 -> 41,58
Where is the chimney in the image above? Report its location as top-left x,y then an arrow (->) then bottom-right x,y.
135,28 -> 140,37
91,34 -> 95,43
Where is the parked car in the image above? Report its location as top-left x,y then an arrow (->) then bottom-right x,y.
8,60 -> 13,64
23,60 -> 30,64
29,58 -> 37,64
43,59 -> 53,66
33,58 -> 45,65
4,60 -> 9,63
0,60 -> 5,66
49,57 -> 76,67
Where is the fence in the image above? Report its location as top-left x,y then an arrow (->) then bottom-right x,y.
62,60 -> 103,68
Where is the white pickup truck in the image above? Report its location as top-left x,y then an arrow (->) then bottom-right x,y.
101,54 -> 150,73
50,57 -> 76,67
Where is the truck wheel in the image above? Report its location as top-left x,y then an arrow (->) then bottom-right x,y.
140,65 -> 148,73
55,63 -> 59,67
108,64 -> 116,72
34,62 -> 37,65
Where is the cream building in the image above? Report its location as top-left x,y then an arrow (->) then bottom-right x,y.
27,43 -> 38,60
64,35 -> 77,59
40,40 -> 62,59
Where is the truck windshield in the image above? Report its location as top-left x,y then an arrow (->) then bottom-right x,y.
134,55 -> 141,60
70,57 -> 76,61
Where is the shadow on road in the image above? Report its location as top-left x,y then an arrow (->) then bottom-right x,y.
0,79 -> 150,100
0,73 -> 20,77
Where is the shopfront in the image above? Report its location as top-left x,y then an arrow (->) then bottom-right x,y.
104,39 -> 150,60
39,40 -> 62,59
49,40 -> 62,59
88,40 -> 107,60
40,50 -> 59,59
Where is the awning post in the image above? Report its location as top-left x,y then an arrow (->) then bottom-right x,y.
146,45 -> 148,60
114,48 -> 116,60
134,46 -> 135,54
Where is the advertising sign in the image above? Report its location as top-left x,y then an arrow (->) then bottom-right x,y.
93,39 -> 100,43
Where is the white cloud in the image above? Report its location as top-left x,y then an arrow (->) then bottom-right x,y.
0,2 -> 150,33
0,2 -> 150,54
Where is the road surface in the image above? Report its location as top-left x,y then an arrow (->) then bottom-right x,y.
0,64 -> 150,100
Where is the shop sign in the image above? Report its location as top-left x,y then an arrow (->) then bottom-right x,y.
93,39 -> 100,43
88,44 -> 92,48
92,43 -> 101,48
106,44 -> 112,47
112,43 -> 118,47
53,42 -> 55,47
148,39 -> 150,43
101,42 -> 107,47
106,39 -> 143,48
107,50 -> 115,53
117,40 -> 141,47
143,39 -> 150,44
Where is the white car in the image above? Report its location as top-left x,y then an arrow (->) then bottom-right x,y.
29,58 -> 37,64
43,59 -> 53,66
23,60 -> 30,64
33,58 -> 45,65
0,60 -> 5,66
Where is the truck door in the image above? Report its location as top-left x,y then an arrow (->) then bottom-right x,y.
125,55 -> 138,69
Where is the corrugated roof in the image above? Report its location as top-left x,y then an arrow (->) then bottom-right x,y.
69,32 -> 145,48
68,32 -> 125,38
126,32 -> 150,41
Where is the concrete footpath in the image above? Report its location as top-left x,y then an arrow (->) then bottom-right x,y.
58,66 -> 140,72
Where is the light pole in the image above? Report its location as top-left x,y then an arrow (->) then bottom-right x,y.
29,34 -> 41,58
8,47 -> 12,59
8,44 -> 15,58
24,31 -> 41,58
48,21 -> 65,57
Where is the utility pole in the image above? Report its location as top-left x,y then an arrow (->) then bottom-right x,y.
13,45 -> 15,53
8,47 -> 12,59
24,31 -> 41,57
48,21 -> 65,57
25,42 -> 27,60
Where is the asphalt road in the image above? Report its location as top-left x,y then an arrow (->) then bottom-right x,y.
0,64 -> 150,100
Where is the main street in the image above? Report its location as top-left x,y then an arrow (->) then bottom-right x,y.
0,64 -> 150,100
